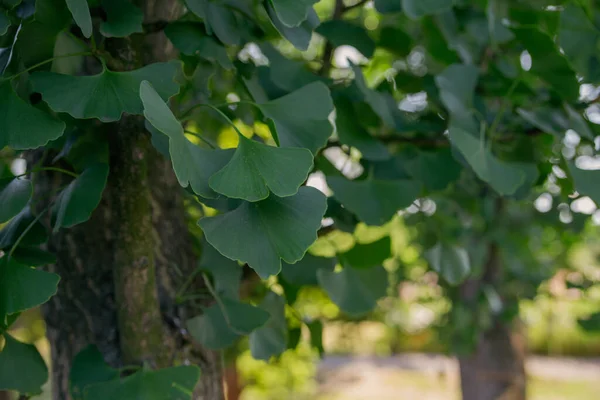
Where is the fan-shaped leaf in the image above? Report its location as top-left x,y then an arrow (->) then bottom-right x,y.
66,0 -> 92,37
84,366 -> 200,400
0,257 -> 59,325
209,134 -> 313,202
270,0 -> 317,27
569,164 -> 600,206
0,82 -> 66,149
426,242 -> 471,285
53,164 -> 109,231
187,298 -> 270,349
258,82 -> 334,154
559,4 -> 600,83
199,242 -> 242,300
31,62 -> 180,122
339,236 -> 391,269
250,292 -> 287,360
70,346 -> 119,400
185,0 -> 241,45
0,178 -> 32,223
402,0 -> 452,19
0,334 -> 48,394
316,20 -> 376,58
140,81 -> 234,198
327,177 -> 421,226
449,126 -> 526,195
317,265 -> 388,316
165,22 -> 233,69
267,3 -> 319,52
281,253 -> 335,286
199,186 -> 327,278
99,0 -> 144,38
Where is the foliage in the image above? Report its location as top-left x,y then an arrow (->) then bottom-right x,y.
1,0 -> 600,397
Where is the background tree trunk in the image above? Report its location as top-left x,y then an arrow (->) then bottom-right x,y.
458,231 -> 527,400
36,0 -> 224,399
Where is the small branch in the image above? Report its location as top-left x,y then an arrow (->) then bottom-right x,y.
319,0 -> 345,76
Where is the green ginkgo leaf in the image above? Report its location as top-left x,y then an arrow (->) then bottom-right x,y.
140,81 -> 234,198
281,253 -> 335,286
327,177 -> 421,226
512,27 -> 579,101
402,0 -> 453,19
199,186 -> 327,278
199,242 -> 242,300
0,208 -> 48,251
0,11 -> 9,35
317,265 -> 388,317
449,125 -> 526,196
258,82 -> 334,154
70,346 -> 119,400
339,236 -> 391,269
0,178 -> 32,224
559,4 -> 600,82
185,0 -> 241,45
99,0 -> 144,38
426,242 -> 471,285
165,22 -> 233,69
0,82 -> 66,150
84,366 -> 200,400
435,63 -> 479,124
352,65 -> 397,128
0,334 -> 48,394
569,163 -> 600,206
209,134 -> 313,202
187,298 -> 270,349
53,164 -> 109,231
270,0 -> 317,27
404,148 -> 462,191
266,2 -> 319,52
250,292 -> 287,360
31,62 -> 181,122
0,257 -> 60,324
334,96 -> 390,161
66,0 -> 92,37
316,20 -> 376,58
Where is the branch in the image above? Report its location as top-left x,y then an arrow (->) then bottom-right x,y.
319,0 -> 346,76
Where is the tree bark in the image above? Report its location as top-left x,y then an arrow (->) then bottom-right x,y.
36,0 -> 224,399
458,239 -> 527,400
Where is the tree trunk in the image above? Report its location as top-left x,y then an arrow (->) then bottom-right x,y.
458,236 -> 527,400
36,1 -> 224,399
458,322 -> 526,400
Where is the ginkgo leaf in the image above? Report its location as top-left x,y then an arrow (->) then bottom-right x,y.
270,0 -> 317,27
426,242 -> 471,285
31,62 -> 181,122
209,134 -> 313,202
11,247 -> 57,266
559,4 -> 600,82
402,0 -> 453,19
266,2 -> 319,52
84,366 -> 200,400
70,346 -> 119,400
0,11 -> 9,35
569,163 -> 600,206
317,265 -> 388,317
66,0 -> 92,37
99,0 -> 144,38
281,253 -> 335,286
199,186 -> 327,278
165,22 -> 233,69
0,257 -> 60,324
199,242 -> 242,300
187,298 -> 270,349
449,125 -> 526,196
327,177 -> 421,226
0,82 -> 66,150
352,65 -> 397,128
316,20 -> 376,58
140,81 -> 234,198
185,0 -> 241,45
435,63 -> 479,124
258,82 -> 334,154
404,148 -> 462,191
250,292 -> 287,360
339,236 -> 391,269
53,164 -> 109,231
0,207 -> 48,250
334,96 -> 390,161
512,27 -> 579,101
0,334 -> 48,394
0,177 -> 32,224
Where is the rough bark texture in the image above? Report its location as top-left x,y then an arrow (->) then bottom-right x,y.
458,240 -> 527,400
38,0 -> 224,399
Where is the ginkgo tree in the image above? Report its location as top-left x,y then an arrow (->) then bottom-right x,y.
0,0 -> 598,399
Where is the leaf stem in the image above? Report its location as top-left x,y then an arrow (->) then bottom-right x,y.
202,273 -> 246,335
2,52 -> 94,81
180,100 -> 259,120
11,166 -> 80,179
189,103 -> 247,138
8,206 -> 50,259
